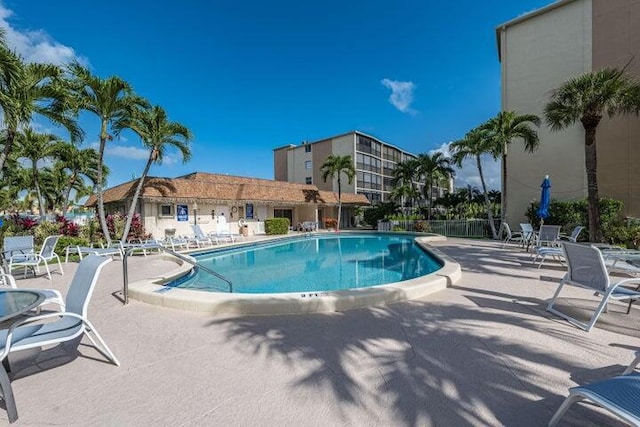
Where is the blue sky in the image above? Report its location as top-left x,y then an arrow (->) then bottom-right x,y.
3,0 -> 552,190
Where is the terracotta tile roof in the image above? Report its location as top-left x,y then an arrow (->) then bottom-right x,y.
85,172 -> 370,207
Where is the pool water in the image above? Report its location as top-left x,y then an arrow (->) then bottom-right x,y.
170,233 -> 443,294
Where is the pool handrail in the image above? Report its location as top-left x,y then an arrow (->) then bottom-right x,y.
122,244 -> 233,304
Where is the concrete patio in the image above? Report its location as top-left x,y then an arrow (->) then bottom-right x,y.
2,237 -> 637,426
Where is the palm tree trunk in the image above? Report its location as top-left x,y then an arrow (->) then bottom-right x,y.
501,152 -> 507,227
477,155 -> 497,239
121,157 -> 153,243
584,125 -> 602,242
33,165 -> 45,217
0,129 -> 15,177
62,174 -> 77,215
337,176 -> 342,231
97,121 -> 111,245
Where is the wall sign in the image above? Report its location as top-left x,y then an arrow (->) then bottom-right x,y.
177,204 -> 188,221
246,203 -> 254,219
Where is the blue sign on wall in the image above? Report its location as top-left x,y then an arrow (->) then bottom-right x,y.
245,203 -> 254,219
177,204 -> 188,221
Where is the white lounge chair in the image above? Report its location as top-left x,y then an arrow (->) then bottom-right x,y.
64,245 -> 123,262
9,235 -> 63,280
500,223 -> 526,247
191,224 -> 215,246
549,351 -> 640,426
0,269 -> 65,312
0,255 -> 119,423
546,242 -> 640,331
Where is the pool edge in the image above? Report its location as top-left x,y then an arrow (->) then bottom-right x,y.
128,233 -> 461,315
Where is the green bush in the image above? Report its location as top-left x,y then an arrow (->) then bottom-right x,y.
362,202 -> 400,226
525,197 -> 624,239
33,221 -> 60,246
56,236 -> 90,253
265,218 -> 290,235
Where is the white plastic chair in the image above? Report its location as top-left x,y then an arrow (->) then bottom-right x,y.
500,223 -> 525,247
547,242 -> 640,331
0,255 -> 119,423
9,235 -> 63,280
549,351 -> 640,426
0,268 -> 65,312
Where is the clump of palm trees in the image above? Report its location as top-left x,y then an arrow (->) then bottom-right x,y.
0,31 -> 193,244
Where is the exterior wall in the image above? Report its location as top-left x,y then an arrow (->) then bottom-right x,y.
273,147 -> 290,182
592,0 -> 640,216
501,0 -> 592,223
330,134 -> 356,194
312,139 -> 334,190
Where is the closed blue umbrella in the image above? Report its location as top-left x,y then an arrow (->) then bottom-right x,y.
536,175 -> 552,224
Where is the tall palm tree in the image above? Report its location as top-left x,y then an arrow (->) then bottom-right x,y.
451,127 -> 500,239
320,154 -> 355,230
0,53 -> 80,174
483,111 -> 540,226
115,105 -> 192,242
13,128 -> 65,216
57,145 -> 103,214
416,152 -> 455,220
67,62 -> 147,245
545,67 -> 640,242
391,158 -> 420,212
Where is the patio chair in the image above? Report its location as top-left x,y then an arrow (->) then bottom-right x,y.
1,236 -> 34,270
560,225 -> 585,243
546,242 -> 640,331
549,351 -> 640,426
520,223 -> 536,248
500,223 -> 526,247
8,235 -> 63,280
0,255 -> 119,422
191,224 -> 215,246
0,268 -> 65,312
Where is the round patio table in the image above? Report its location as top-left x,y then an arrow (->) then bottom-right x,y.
0,289 -> 45,423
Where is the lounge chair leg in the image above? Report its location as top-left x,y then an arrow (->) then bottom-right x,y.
83,321 -> 120,366
0,362 -> 18,423
548,394 -> 583,426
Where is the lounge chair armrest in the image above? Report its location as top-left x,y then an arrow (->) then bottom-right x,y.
0,312 -> 87,361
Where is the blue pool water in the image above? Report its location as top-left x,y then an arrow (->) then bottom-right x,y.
169,233 -> 443,294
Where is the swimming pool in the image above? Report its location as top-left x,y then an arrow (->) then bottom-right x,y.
170,233 -> 443,294
128,232 -> 461,315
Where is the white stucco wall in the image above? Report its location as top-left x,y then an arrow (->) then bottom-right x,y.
501,0 -> 592,224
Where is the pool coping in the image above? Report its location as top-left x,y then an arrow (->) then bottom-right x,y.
128,232 -> 461,315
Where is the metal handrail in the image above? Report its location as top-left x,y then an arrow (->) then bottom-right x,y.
122,244 -> 233,304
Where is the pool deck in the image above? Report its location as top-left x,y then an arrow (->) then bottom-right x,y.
3,236 -> 639,426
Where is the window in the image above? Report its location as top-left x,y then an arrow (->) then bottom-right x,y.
159,204 -> 173,217
304,144 -> 311,153
305,177 -> 312,184
304,160 -> 312,169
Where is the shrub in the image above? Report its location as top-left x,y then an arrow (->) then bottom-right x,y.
56,236 -> 89,253
33,220 -> 59,246
324,218 -> 338,229
362,202 -> 400,226
265,218 -> 290,235
414,220 -> 431,233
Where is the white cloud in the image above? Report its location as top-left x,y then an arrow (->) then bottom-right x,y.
381,78 -> 416,114
0,4 -> 86,65
429,142 -> 500,191
104,144 -> 178,165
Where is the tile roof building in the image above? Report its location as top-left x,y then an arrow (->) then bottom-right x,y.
86,172 -> 369,238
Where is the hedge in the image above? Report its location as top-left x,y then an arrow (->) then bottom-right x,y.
265,218 -> 290,235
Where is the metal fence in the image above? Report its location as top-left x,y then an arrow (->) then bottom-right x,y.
378,219 -> 495,238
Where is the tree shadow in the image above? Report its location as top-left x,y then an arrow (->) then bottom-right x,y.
206,288 -> 626,426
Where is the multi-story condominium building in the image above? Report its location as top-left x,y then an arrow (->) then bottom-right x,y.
497,0 -> 640,223
274,131 -> 453,225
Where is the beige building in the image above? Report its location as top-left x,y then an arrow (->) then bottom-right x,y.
274,131 -> 453,225
85,172 -> 369,238
497,0 -> 640,223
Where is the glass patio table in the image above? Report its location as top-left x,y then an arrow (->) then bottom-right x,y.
0,289 -> 45,423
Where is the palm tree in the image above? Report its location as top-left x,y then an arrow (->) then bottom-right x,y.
416,152 -> 455,220
0,53 -> 81,174
391,158 -> 420,212
320,155 -> 355,230
483,111 -> 540,227
115,105 -> 192,242
57,145 -> 103,214
67,62 -> 147,245
545,67 -> 640,242
13,128 -> 65,216
451,127 -> 500,238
